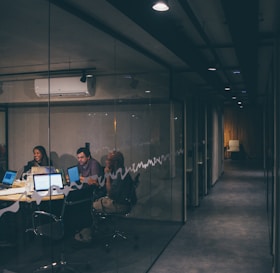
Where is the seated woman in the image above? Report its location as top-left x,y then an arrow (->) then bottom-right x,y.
22,145 -> 53,176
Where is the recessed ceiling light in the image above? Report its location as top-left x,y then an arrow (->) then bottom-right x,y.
145,90 -> 151,93
208,67 -> 217,71
237,101 -> 242,105
232,70 -> 240,74
241,90 -> 247,93
225,87 -> 231,91
232,96 -> 237,100
152,0 -> 169,11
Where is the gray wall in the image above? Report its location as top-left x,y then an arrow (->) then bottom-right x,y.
8,102 -> 184,221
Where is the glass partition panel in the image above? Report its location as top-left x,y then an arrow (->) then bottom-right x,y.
2,101 -> 183,273
0,1 -> 184,272
0,110 -> 7,176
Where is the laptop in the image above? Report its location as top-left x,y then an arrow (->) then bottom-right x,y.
31,166 -> 56,174
67,165 -> 80,183
0,170 -> 17,189
33,173 -> 64,196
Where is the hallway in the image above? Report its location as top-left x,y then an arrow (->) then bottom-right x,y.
0,159 -> 273,273
148,159 -> 272,273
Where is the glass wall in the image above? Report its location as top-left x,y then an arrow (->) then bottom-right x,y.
0,110 -> 7,176
0,1 -> 184,272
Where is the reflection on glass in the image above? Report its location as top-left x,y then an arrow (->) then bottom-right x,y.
0,102 -> 183,272
0,1 -> 183,272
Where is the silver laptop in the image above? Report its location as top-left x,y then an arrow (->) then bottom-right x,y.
0,170 -> 17,190
33,173 -> 64,196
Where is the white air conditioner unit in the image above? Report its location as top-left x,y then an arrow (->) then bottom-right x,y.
34,76 -> 96,97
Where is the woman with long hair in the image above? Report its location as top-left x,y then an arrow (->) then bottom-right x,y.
23,145 -> 52,174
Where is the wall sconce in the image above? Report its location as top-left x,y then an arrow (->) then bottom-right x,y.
152,0 -> 169,11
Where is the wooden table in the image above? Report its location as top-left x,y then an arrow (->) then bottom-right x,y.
0,192 -> 64,202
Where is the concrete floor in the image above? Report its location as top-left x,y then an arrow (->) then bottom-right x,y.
0,159 -> 272,273
148,159 -> 272,273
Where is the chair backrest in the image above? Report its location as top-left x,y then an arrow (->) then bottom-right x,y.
125,173 -> 140,212
30,189 -> 93,240
131,173 -> 140,204
134,173 -> 140,188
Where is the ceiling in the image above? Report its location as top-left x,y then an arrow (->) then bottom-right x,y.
0,0 -> 279,106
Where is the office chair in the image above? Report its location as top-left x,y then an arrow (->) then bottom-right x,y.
26,190 -> 92,273
92,173 -> 140,251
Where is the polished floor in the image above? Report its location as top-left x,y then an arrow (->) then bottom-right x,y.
148,159 -> 273,273
0,159 -> 272,273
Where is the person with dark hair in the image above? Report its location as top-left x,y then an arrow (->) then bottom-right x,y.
76,147 -> 103,186
93,150 -> 135,214
75,150 -> 137,243
72,147 -> 104,240
23,145 -> 52,174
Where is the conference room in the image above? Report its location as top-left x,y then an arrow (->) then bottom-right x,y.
0,1 -> 185,272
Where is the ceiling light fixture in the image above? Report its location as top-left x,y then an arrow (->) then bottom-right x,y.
224,86 -> 231,91
208,66 -> 217,71
152,0 -> 170,11
232,70 -> 241,74
208,62 -> 217,71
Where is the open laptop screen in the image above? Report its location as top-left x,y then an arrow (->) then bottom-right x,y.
2,170 -> 17,186
67,166 -> 80,183
33,173 -> 64,191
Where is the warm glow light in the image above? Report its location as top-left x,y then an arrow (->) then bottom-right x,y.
114,117 -> 117,133
152,1 -> 169,11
